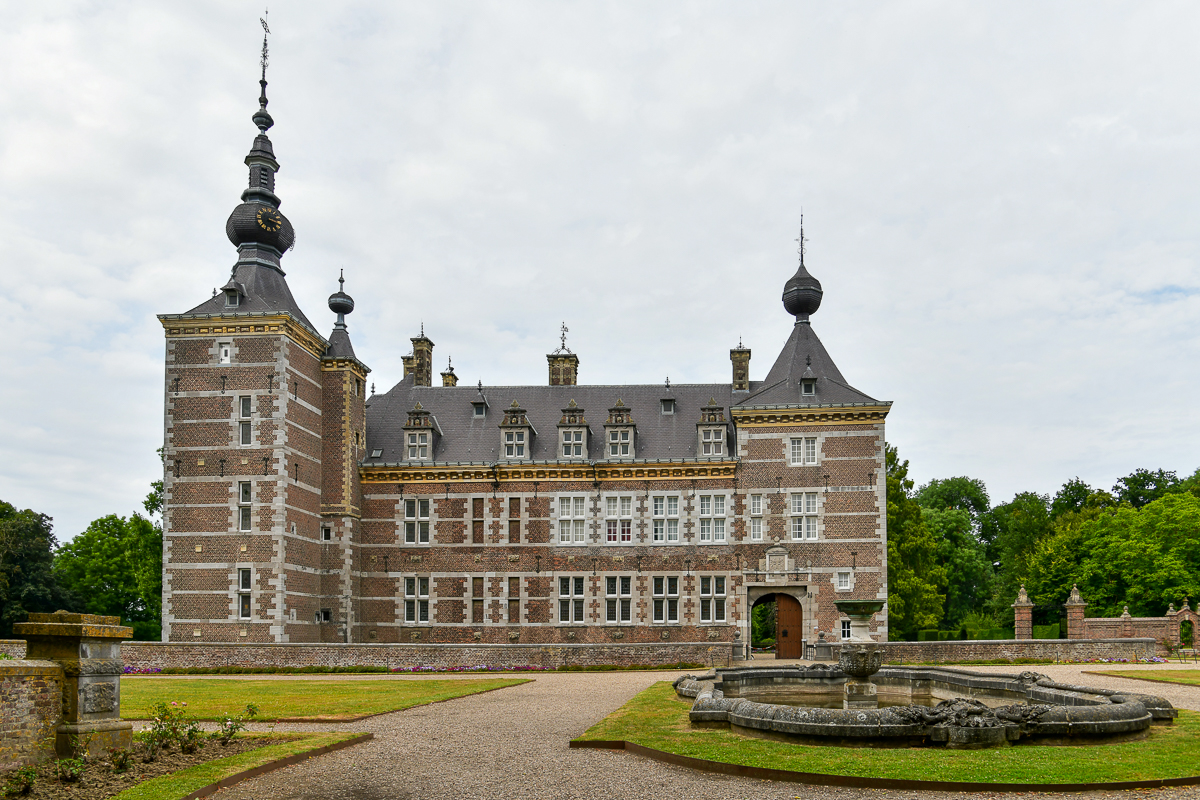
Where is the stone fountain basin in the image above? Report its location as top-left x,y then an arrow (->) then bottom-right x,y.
675,665 -> 1176,748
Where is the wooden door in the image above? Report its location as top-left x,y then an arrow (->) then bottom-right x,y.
775,594 -> 804,659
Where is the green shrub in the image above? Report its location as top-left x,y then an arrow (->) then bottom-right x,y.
1032,623 -> 1060,640
937,631 -> 955,641
917,629 -> 939,641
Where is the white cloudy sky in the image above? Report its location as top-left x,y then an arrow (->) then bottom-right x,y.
1,2 -> 1198,540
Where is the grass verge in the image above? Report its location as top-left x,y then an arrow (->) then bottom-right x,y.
1086,669 -> 1200,687
575,682 -> 1200,784
112,733 -> 361,800
121,677 -> 528,720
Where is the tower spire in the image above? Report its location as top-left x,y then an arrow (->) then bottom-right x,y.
782,216 -> 823,324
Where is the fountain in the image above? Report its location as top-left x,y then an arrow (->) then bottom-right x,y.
833,599 -> 885,709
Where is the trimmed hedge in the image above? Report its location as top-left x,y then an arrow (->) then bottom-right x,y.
1032,623 -> 1061,640
139,663 -> 706,676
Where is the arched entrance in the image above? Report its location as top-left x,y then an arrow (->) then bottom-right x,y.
751,593 -> 804,659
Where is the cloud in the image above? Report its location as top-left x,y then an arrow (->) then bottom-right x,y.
1,1 -> 1198,537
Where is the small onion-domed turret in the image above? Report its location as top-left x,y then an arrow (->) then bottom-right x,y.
329,270 -> 354,330
782,220 -> 823,322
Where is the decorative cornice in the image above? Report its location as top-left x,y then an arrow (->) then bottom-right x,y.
159,312 -> 328,360
320,357 -> 370,378
360,460 -> 738,484
730,404 -> 891,427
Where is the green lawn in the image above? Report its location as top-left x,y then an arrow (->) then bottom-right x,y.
113,733 -> 361,800
576,682 -> 1200,785
1089,669 -> 1200,687
121,677 -> 529,721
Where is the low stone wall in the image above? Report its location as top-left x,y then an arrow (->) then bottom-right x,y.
0,660 -> 63,770
0,640 -> 26,659
882,638 -> 1156,664
122,641 -> 735,671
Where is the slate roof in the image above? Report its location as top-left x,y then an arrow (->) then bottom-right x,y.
177,262 -> 319,334
364,322 -> 885,465
325,328 -> 357,360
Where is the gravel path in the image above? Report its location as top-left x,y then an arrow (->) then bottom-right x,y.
208,665 -> 1200,800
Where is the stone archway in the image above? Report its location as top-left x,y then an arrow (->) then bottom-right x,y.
750,591 -> 805,659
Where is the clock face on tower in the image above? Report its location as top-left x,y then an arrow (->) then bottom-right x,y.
256,206 -> 283,233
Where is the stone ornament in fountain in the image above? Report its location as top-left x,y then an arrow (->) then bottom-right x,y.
13,611 -> 133,758
833,599 -> 885,709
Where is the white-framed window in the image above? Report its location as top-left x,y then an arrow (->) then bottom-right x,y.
789,436 -> 817,466
218,342 -> 232,364
404,499 -> 431,544
558,576 -> 586,623
698,494 -> 727,543
404,577 -> 430,623
239,395 -> 252,418
699,575 -> 727,623
605,496 -> 633,543
407,432 -> 429,460
557,496 -> 587,545
790,492 -> 819,540
239,421 -> 252,446
651,495 -> 680,543
238,481 -> 252,531
321,526 -> 332,541
802,379 -> 816,396
225,289 -> 240,307
505,430 -> 526,458
841,619 -> 852,640
605,575 -> 632,623
749,493 -> 763,541
652,576 -> 679,623
237,568 -> 252,619
561,429 -> 585,458
607,428 -> 632,458
700,427 -> 725,456
836,571 -> 852,590
660,399 -> 675,415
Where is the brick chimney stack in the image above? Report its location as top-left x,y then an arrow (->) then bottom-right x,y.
548,322 -> 578,386
403,326 -> 434,387
730,340 -> 751,392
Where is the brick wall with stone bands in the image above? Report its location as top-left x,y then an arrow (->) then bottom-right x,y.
0,660 -> 63,770
121,641 -> 734,670
882,638 -> 1157,663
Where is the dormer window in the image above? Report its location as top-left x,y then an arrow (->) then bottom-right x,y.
604,400 -> 637,460
403,402 -> 438,461
660,399 -> 675,415
370,449 -> 383,458
225,289 -> 240,307
407,432 -> 429,459
608,429 -> 632,457
473,402 -> 487,417
700,428 -> 725,456
802,380 -> 816,396
557,400 -> 588,460
500,401 -> 534,460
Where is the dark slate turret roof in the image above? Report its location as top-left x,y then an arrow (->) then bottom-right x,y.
365,379 -> 744,464
180,264 -> 317,331
734,322 -> 878,408
325,328 -> 357,360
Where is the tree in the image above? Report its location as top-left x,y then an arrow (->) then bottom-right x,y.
921,506 -> 994,630
984,491 -> 1052,614
0,501 -> 71,637
885,445 -> 947,639
1113,468 -> 1180,509
54,513 -> 162,640
915,477 -> 990,525
1050,477 -> 1092,519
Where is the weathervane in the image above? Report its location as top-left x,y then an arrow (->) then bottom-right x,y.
794,213 -> 807,266
260,10 -> 271,81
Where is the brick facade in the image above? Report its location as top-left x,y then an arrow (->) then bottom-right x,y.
0,661 -> 62,770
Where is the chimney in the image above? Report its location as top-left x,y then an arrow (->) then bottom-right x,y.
405,326 -> 434,387
547,322 -> 578,386
441,357 -> 458,387
730,340 -> 751,392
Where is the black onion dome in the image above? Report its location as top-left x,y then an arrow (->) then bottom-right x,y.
328,289 -> 354,317
782,261 -> 823,320
226,202 -> 295,252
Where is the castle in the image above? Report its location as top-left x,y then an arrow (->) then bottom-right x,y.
157,65 -> 891,659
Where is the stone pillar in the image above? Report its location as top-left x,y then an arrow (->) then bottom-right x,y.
1120,606 -> 1134,638
13,612 -> 133,758
1012,585 -> 1034,640
1065,584 -> 1087,640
